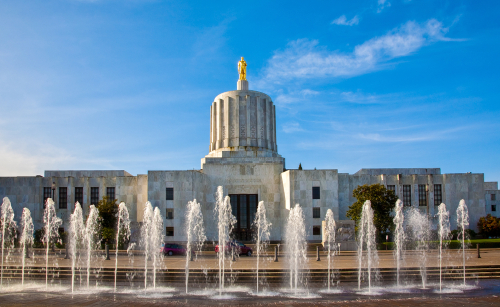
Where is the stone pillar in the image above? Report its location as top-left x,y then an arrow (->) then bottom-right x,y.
237,80 -> 248,90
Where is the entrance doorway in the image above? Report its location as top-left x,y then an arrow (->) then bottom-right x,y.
229,194 -> 257,241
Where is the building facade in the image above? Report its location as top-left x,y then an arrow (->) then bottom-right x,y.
0,77 -> 497,243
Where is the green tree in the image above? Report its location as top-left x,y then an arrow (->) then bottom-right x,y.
97,195 -> 118,243
477,214 -> 500,238
346,184 -> 398,237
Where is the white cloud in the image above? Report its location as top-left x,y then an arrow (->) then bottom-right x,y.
377,0 -> 391,13
262,19 -> 454,83
282,122 -> 304,133
275,89 -> 319,106
331,15 -> 360,26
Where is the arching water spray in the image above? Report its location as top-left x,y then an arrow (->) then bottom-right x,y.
285,204 -> 307,295
393,199 -> 405,287
20,208 -> 34,287
84,205 -> 101,289
69,202 -> 85,292
1,197 -> 17,289
140,202 -> 164,290
407,207 -> 431,289
253,201 -> 271,294
185,199 -> 206,294
457,199 -> 469,287
43,199 -> 62,290
324,209 -> 336,291
437,203 -> 450,292
115,202 -> 131,292
151,207 -> 164,289
357,200 -> 378,293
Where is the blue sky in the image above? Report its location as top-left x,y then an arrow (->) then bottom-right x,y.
0,0 -> 499,183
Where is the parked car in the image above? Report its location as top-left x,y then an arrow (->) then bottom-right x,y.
162,243 -> 187,256
215,241 -> 252,256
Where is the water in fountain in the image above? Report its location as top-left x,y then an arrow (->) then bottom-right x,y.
115,202 -> 131,292
140,202 -> 164,290
84,205 -> 101,289
407,207 -> 431,289
185,199 -> 206,294
456,199 -> 469,287
285,204 -> 307,295
324,209 -> 336,291
357,200 -> 378,293
393,199 -> 405,288
214,186 -> 236,296
69,202 -> 85,292
253,201 -> 271,294
1,197 -> 17,289
20,208 -> 34,287
436,203 -> 450,292
43,198 -> 62,290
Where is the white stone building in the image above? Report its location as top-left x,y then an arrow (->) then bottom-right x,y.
0,77 -> 498,243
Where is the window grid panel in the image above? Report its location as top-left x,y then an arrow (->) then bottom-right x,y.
166,208 -> 174,219
492,194 -> 496,201
403,185 -> 411,206
106,187 -> 115,200
43,187 -> 52,208
312,187 -> 320,199
492,205 -> 497,212
59,187 -> 67,209
313,207 -> 320,219
387,185 -> 396,193
75,187 -> 83,206
91,187 -> 99,206
166,227 -> 174,236
313,226 -> 321,236
434,184 -> 442,206
166,188 -> 174,201
418,185 -> 427,206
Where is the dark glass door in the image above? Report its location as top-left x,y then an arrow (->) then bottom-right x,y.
229,194 -> 257,241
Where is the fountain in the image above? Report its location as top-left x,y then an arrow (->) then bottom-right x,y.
253,201 -> 271,294
393,199 -> 405,287
214,186 -> 236,296
285,204 -> 307,295
19,208 -> 34,287
357,200 -> 378,293
42,198 -> 62,290
457,199 -> 469,287
436,203 -> 450,292
84,205 -> 101,289
114,202 -> 131,292
185,199 -> 206,294
69,202 -> 85,292
1,197 -> 17,289
324,209 -> 336,291
140,202 -> 164,290
407,207 -> 431,288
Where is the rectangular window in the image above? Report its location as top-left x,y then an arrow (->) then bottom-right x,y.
492,205 -> 497,212
166,208 -> 174,219
403,185 -> 411,206
106,187 -> 115,200
434,184 -> 442,206
313,226 -> 321,236
387,185 -> 396,193
492,194 -> 496,201
312,187 -> 320,199
313,207 -> 321,218
75,187 -> 83,206
59,187 -> 67,209
249,195 -> 257,228
166,187 -> 174,200
228,194 -> 258,241
166,227 -> 174,236
90,187 -> 99,205
240,194 -> 247,229
43,187 -> 52,208
418,185 -> 427,206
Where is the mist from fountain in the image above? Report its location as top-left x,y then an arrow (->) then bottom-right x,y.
253,201 -> 271,294
407,207 -> 430,289
43,198 -> 62,290
437,203 -> 450,292
1,197 -> 17,289
115,202 -> 131,292
456,199 -> 469,287
285,204 -> 307,295
324,209 -> 336,291
69,202 -> 85,292
393,199 -> 405,287
185,199 -> 206,294
214,186 -> 236,296
20,208 -> 34,287
357,200 -> 378,293
84,205 -> 101,289
140,202 -> 164,290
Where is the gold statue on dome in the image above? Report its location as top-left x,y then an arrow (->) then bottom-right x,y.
238,57 -> 247,80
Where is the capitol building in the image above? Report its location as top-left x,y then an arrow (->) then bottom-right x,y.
1,60 -> 498,244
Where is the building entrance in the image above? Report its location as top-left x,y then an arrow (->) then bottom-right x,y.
229,194 -> 257,241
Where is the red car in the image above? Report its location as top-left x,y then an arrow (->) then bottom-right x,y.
162,243 -> 187,256
215,241 -> 253,256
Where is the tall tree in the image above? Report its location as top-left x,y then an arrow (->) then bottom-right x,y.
346,184 -> 398,237
97,195 -> 118,242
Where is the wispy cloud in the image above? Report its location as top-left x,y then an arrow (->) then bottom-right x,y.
275,89 -> 319,106
331,15 -> 360,26
282,122 -> 304,133
262,19 -> 457,83
377,0 -> 391,13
